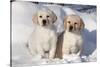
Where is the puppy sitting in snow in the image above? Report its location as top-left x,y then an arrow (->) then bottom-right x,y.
62,15 -> 84,58
27,8 -> 57,59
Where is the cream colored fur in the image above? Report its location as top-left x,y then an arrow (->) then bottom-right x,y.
27,8 -> 57,59
63,15 -> 84,58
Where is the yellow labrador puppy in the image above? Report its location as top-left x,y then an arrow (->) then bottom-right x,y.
62,15 -> 84,58
27,8 -> 57,59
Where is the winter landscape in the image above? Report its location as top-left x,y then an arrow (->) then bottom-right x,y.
12,1 -> 97,67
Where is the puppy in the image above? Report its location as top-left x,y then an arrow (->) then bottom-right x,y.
62,15 -> 84,58
27,8 -> 57,59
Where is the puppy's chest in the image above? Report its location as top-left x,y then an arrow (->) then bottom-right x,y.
37,28 -> 55,43
63,32 -> 82,45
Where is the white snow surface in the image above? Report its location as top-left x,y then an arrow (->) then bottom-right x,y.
12,2 -> 97,66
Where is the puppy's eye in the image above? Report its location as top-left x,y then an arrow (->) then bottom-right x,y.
39,16 -> 42,18
68,21 -> 70,23
47,15 -> 49,18
74,22 -> 77,25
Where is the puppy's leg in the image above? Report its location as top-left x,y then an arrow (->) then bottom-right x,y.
44,52 -> 49,58
26,44 -> 36,56
49,48 -> 56,59
62,48 -> 70,59
49,37 -> 57,59
70,46 -> 79,54
37,46 -> 44,58
76,45 -> 82,56
76,38 -> 83,56
70,44 -> 82,56
77,50 -> 81,56
75,41 -> 83,56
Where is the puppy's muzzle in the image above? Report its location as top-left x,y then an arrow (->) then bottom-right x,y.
69,25 -> 73,31
42,19 -> 47,26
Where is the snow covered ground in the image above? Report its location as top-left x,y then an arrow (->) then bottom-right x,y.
12,1 -> 97,67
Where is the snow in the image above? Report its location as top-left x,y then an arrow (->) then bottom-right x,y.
12,1 -> 97,66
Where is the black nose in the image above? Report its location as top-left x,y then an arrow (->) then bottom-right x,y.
42,20 -> 46,25
69,26 -> 73,31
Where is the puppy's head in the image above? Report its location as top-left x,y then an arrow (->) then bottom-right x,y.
32,8 -> 57,27
64,15 -> 84,32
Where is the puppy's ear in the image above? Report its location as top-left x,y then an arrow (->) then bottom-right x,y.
32,13 -> 38,24
52,11 -> 57,23
64,16 -> 68,29
80,18 -> 85,30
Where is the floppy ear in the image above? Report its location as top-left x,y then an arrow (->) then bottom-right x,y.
32,13 -> 38,24
64,16 -> 68,29
52,11 -> 57,23
80,18 -> 85,30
